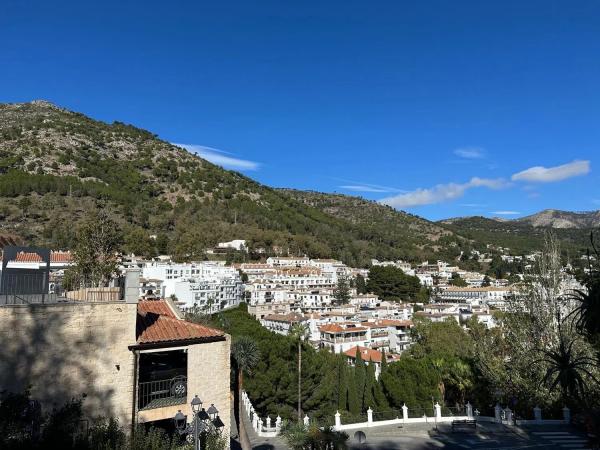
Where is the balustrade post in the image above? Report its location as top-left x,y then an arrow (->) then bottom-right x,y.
533,406 -> 542,422
334,411 -> 341,428
402,404 -> 408,421
562,407 -> 571,424
434,402 -> 441,420
276,415 -> 282,431
367,407 -> 373,426
494,404 -> 502,423
505,408 -> 513,424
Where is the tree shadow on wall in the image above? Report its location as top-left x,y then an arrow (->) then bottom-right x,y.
0,304 -> 126,424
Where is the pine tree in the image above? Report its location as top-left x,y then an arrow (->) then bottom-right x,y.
333,276 -> 351,305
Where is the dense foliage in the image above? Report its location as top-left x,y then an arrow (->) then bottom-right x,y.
213,304 -> 492,424
0,392 -> 227,450
366,266 -> 423,301
1,100 -> 566,268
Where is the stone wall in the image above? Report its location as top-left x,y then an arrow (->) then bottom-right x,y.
187,336 -> 231,439
0,302 -> 137,426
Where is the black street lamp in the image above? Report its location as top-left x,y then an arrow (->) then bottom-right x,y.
174,395 -> 225,450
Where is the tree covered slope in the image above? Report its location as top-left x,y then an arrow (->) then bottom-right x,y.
0,101 -> 466,266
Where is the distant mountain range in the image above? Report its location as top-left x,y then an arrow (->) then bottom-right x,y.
442,209 -> 600,230
0,100 -> 596,265
516,209 -> 600,229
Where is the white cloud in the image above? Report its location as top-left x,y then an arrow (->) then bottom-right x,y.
511,160 -> 590,183
460,203 -> 487,208
174,143 -> 260,171
379,177 -> 508,209
491,210 -> 521,215
454,147 -> 485,159
335,178 -> 405,194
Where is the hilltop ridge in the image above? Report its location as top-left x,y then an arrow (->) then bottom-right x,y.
0,101 -> 465,266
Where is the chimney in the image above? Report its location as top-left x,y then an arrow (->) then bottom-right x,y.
124,268 -> 140,304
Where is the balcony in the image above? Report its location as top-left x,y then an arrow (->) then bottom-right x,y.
138,376 -> 187,410
138,349 -> 187,411
321,335 -> 367,343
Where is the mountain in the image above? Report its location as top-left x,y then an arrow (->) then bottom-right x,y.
439,215 -> 595,256
515,209 -> 600,229
0,100 -> 467,266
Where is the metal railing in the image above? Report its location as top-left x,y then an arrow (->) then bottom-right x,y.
0,273 -> 124,305
138,376 -> 187,410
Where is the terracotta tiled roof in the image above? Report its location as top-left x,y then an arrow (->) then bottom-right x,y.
13,251 -> 43,263
361,319 -> 413,328
262,313 -> 305,323
50,251 -> 72,263
136,300 -> 225,345
344,346 -> 400,364
319,323 -> 367,333
138,299 -> 177,318
344,346 -> 383,363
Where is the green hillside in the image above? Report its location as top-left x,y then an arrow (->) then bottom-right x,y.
0,100 -> 464,266
440,216 -> 594,256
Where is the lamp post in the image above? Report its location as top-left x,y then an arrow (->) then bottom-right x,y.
174,395 -> 225,450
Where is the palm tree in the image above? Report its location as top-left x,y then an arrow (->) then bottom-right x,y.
540,335 -> 598,405
289,322 -> 310,422
569,233 -> 600,344
232,336 -> 260,448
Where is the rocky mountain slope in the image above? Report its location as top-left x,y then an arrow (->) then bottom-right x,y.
515,209 -> 600,229
0,100 -> 465,266
440,215 -> 594,256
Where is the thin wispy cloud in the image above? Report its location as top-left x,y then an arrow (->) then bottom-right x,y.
454,147 -> 485,159
379,177 -> 508,209
460,203 -> 487,208
340,185 -> 392,193
512,160 -> 590,183
491,210 -> 521,215
334,178 -> 405,194
174,143 -> 260,171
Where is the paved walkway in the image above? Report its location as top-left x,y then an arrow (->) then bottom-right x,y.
233,409 -> 593,449
234,402 -> 287,450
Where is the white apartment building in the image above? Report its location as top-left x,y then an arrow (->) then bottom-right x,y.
266,256 -> 310,267
217,239 -> 247,251
319,322 -> 369,353
415,304 -> 461,323
260,312 -> 306,335
360,319 -> 413,353
416,273 -> 433,287
437,286 -> 512,305
141,261 -> 244,312
288,288 -> 333,308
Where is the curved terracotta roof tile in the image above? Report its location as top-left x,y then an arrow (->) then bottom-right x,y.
136,300 -> 225,345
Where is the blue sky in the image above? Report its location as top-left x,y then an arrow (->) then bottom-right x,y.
2,1 -> 599,220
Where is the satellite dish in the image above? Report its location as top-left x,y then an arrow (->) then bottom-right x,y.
354,430 -> 366,444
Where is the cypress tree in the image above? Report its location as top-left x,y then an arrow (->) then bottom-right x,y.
347,367 -> 360,415
337,354 -> 348,411
354,348 -> 367,413
380,348 -> 388,374
363,362 -> 376,412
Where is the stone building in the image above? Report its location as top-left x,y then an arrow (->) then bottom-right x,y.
0,265 -> 231,440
